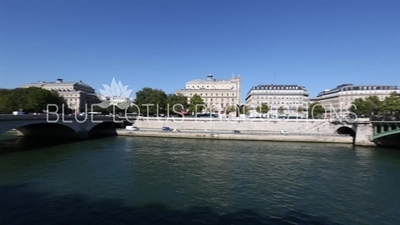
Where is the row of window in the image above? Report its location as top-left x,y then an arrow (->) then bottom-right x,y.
187,85 -> 236,88
254,101 -> 303,105
203,98 -> 236,102
251,96 -> 305,100
253,86 -> 302,90
62,94 -> 80,97
250,90 -> 306,93
340,86 -> 397,91
190,93 -> 236,96
338,90 -> 396,95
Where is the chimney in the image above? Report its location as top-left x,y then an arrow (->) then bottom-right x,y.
56,78 -> 63,83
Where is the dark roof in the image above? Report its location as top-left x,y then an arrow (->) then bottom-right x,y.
22,81 -> 94,90
317,84 -> 399,97
250,84 -> 307,91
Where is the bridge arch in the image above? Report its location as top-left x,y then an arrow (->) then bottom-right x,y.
1,122 -> 79,138
88,121 -> 125,137
336,126 -> 356,137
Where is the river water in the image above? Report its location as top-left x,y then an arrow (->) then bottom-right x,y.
0,134 -> 399,225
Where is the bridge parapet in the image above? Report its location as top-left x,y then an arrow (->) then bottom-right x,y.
0,115 -> 132,139
370,121 -> 400,141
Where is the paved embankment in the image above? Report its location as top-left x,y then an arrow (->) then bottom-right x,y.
116,129 -> 353,144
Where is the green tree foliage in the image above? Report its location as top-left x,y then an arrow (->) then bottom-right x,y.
381,92 -> 400,115
237,105 -> 249,115
277,106 -> 285,115
349,97 -> 381,116
255,103 -> 269,114
166,93 -> 188,115
297,106 -> 304,113
0,87 -> 63,113
350,93 -> 400,117
134,87 -> 168,116
308,102 -> 325,118
188,94 -> 205,114
225,105 -> 236,114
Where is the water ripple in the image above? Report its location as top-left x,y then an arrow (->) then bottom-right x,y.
0,136 -> 399,224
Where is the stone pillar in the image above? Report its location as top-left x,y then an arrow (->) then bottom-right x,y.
354,123 -> 376,146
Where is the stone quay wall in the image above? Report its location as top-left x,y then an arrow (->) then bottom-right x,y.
133,118 -> 332,133
117,130 -> 354,144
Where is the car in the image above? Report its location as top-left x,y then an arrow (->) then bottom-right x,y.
172,128 -> 180,132
233,130 -> 241,134
280,130 -> 289,135
204,129 -> 212,133
162,127 -> 172,132
125,126 -> 139,131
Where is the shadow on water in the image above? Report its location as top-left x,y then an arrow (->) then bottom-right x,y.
0,184 -> 342,225
0,137 -> 75,155
0,133 -> 115,155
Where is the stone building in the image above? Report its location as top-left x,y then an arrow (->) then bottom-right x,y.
245,84 -> 309,117
175,74 -> 241,112
21,78 -> 100,113
314,83 -> 400,117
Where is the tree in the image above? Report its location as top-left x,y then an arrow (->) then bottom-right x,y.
256,103 -> 269,114
308,102 -> 325,118
206,104 -> 216,113
350,96 -> 384,118
349,98 -> 367,116
188,94 -> 205,114
166,93 -> 188,115
297,106 -> 304,114
0,87 -> 63,113
225,105 -> 236,114
278,106 -> 285,115
134,87 -> 167,116
237,105 -> 249,115
381,92 -> 400,115
0,89 -> 14,113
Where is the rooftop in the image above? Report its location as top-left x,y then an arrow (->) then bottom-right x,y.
317,84 -> 399,97
186,74 -> 240,84
22,78 -> 94,90
250,84 -> 307,90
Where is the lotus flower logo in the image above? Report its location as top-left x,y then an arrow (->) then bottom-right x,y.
98,78 -> 133,109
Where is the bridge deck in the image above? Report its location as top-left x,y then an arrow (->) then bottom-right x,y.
0,115 -> 131,121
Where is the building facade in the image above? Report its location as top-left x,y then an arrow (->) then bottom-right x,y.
314,83 -> 400,116
21,78 -> 100,113
175,74 -> 241,112
245,84 -> 309,117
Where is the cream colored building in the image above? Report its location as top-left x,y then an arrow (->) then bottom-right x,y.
245,84 -> 309,117
175,74 -> 241,112
21,78 -> 99,113
314,83 -> 400,116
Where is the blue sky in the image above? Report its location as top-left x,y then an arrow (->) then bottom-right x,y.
1,0 -> 399,101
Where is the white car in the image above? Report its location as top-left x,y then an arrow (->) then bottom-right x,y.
280,130 -> 289,135
204,129 -> 212,133
125,126 -> 139,131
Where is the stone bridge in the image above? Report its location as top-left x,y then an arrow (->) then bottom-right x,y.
0,115 -> 133,139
